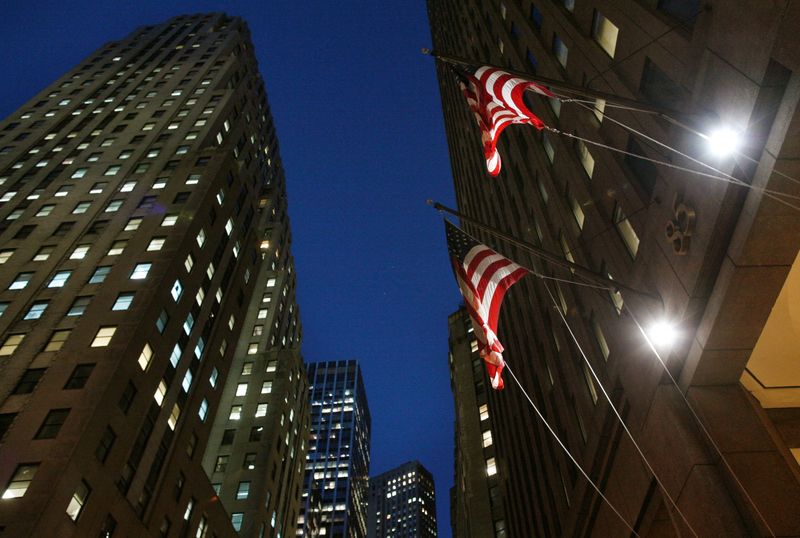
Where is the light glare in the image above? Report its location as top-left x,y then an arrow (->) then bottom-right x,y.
648,320 -> 679,348
706,127 -> 741,157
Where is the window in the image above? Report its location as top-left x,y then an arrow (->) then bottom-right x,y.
120,180 -> 136,192
112,292 -> 134,311
154,380 -> 167,406
658,0 -> 699,26
265,361 -> 276,373
231,513 -> 244,532
125,217 -> 143,231
171,279 -> 183,301
45,330 -> 70,352
261,381 -> 272,394
147,237 -> 166,251
214,455 -> 229,473
236,383 -> 248,397
153,177 -> 168,189
66,480 -> 90,521
568,193 -> 585,230
186,174 -> 200,184
161,214 -> 178,226
64,364 -> 95,389
592,317 -> 611,360
229,405 -> 242,420
131,263 -> 151,279
51,222 -> 73,237
196,229 -> 205,247
486,457 -> 498,477
614,205 -> 640,257
24,301 -> 48,320
221,429 -> 235,445
89,182 -> 107,194
70,244 -> 91,260
576,140 -> 595,178
72,201 -> 91,214
592,11 -> 619,57
542,132 -> 555,163
640,57 -> 684,110
582,363 -> 599,404
104,165 -> 120,176
482,430 -> 493,448
35,408 -> 70,439
33,246 -> 53,261
2,464 -> 38,499
105,199 -> 123,212
479,404 -> 489,421
552,35 -> 569,68
35,205 -> 54,217
90,266 -> 111,283
255,403 -> 268,417
118,382 -> 136,414
95,426 -> 116,462
9,272 -> 33,290
249,427 -> 262,442
138,343 -> 153,370
236,482 -> 250,500
209,368 -> 219,388
91,326 -> 116,347
243,453 -> 256,470
12,368 -> 45,394
48,271 -> 72,288
107,240 -> 126,256
199,399 -> 209,421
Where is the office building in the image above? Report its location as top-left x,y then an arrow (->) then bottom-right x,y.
429,0 -> 800,536
299,360 -> 371,538
0,13 -> 307,537
367,460 -> 437,538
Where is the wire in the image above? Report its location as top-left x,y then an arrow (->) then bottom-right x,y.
504,363 -> 642,537
538,277 -> 700,537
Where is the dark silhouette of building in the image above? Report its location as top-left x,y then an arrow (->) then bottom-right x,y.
0,13 -> 307,537
300,360 -> 371,538
367,460 -> 437,538
429,0 -> 800,536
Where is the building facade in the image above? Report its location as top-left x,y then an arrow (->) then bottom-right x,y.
0,13 -> 307,538
367,460 -> 437,538
299,360 -> 371,538
429,0 -> 800,536
446,308 -> 503,538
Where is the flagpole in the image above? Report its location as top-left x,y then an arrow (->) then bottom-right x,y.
422,48 -> 709,137
428,200 -> 661,303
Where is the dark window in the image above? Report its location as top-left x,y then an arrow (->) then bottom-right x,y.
249,426 -> 262,442
138,196 -> 157,210
34,408 -> 70,439
64,364 -> 95,389
221,429 -> 235,445
657,0 -> 700,27
99,514 -> 117,537
156,310 -> 169,333
67,296 -> 91,317
640,57 -> 684,111
12,368 -> 46,395
14,225 -> 36,239
87,220 -> 109,234
52,222 -> 75,237
624,137 -> 657,198
530,5 -> 543,30
95,426 -> 116,462
195,157 -> 209,166
0,413 -> 17,439
118,381 -> 137,414
174,472 -> 185,500
89,266 -> 111,284
172,192 -> 190,204
243,453 -> 256,469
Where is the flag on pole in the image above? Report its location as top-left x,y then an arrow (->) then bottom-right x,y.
445,220 -> 528,390
456,65 -> 553,176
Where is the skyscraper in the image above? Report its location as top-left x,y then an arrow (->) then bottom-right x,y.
299,360 -> 371,538
0,13 -> 307,537
367,460 -> 437,538
429,0 -> 800,536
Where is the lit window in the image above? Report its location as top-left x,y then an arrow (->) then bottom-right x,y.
614,205 -> 640,257
161,214 -> 178,226
168,403 -> 180,430
0,334 -> 25,356
120,181 -> 137,192
91,326 -> 116,347
104,165 -> 120,176
90,266 -> 111,283
45,330 -> 70,352
154,380 -> 167,406
592,11 -> 619,57
229,405 -> 242,420
231,513 -> 243,532
486,457 -> 497,476
89,182 -> 107,194
131,263 -> 151,280
236,383 -> 248,397
576,140 -> 595,178
482,430 -> 493,448
199,399 -> 209,421
147,237 -> 166,251
70,244 -> 91,260
124,217 -> 142,232
67,296 -> 90,316
261,381 -> 272,394
2,464 -> 39,499
35,205 -> 54,217
24,301 -> 48,320
257,309 -> 268,319
137,343 -> 153,370
107,240 -> 126,256
265,361 -> 277,373
479,404 -> 489,421
196,229 -> 205,247
593,99 -> 606,122
9,272 -> 33,290
105,199 -> 123,213
224,218 -> 233,235
153,177 -> 168,189
72,201 -> 91,214
569,194 -> 585,230
209,368 -> 219,388
171,279 -> 183,301
247,343 -> 258,355
266,278 -> 276,287
255,403 -> 268,417
242,362 -> 253,375
112,292 -> 134,311
236,482 -> 250,500
48,270 -> 72,288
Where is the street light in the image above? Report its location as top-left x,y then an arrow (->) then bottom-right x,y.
646,320 -> 679,348
705,126 -> 742,157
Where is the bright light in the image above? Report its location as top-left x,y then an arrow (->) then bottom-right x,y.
647,320 -> 679,348
706,127 -> 741,157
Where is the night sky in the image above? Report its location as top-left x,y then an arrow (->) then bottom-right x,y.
0,1 -> 459,535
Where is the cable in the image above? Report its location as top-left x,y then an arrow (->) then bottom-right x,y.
538,277 -> 700,537
504,363 -> 642,537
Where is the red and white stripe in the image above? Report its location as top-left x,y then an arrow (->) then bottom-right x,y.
452,244 -> 528,390
459,66 -> 553,176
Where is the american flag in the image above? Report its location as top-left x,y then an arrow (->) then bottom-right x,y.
446,221 -> 528,390
457,66 -> 553,176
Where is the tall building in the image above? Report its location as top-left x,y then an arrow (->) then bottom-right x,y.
446,308 -> 502,538
367,461 -> 437,538
429,1 -> 800,536
0,13 -> 307,537
299,360 -> 371,538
